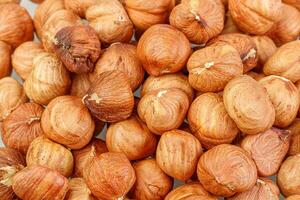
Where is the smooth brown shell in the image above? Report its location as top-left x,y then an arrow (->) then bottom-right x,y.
197,144 -> 257,197
0,41 -> 11,79
83,152 -> 136,200
70,73 -> 92,98
2,102 -> 44,154
12,165 -> 69,200
156,130 -> 202,181
65,178 -> 96,200
288,118 -> 300,156
187,44 -> 243,92
137,24 -> 191,76
252,36 -> 277,68
41,95 -> 95,149
241,128 -> 290,176
64,0 -> 99,18
223,75 -> 275,135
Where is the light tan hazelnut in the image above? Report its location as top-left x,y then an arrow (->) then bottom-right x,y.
287,195 -> 300,200
0,0 -> 20,3
222,11 -> 241,34
0,41 -> 11,79
283,0 -> 300,10
70,73 -> 92,98
252,36 -> 277,68
64,0 -> 100,18
288,119 -> 300,156
65,178 -> 96,200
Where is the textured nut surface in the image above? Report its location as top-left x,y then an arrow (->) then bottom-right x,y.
0,41 -> 11,79
70,73 -> 92,98
64,0 -> 99,18
222,11 -> 241,34
283,0 -> 300,10
65,178 -> 96,200
245,71 -> 266,81
288,119 -> 300,156
286,195 -> 300,200
252,36 -> 277,68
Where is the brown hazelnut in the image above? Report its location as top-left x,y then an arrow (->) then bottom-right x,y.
2,102 -> 44,154
83,70 -> 134,123
187,44 -> 243,92
53,25 -> 101,74
86,0 -> 133,45
156,130 -> 202,181
288,118 -> 300,156
165,182 -> 218,200
70,73 -> 92,98
197,144 -> 257,197
72,138 -> 108,177
228,0 -> 282,35
228,178 -> 280,200
277,155 -> 300,196
64,0 -> 99,18
209,33 -> 258,73
26,136 -> 74,177
0,3 -> 33,48
83,152 -> 136,200
241,128 -> 290,176
223,75 -> 275,135
30,0 -> 45,3
283,0 -> 300,10
0,0 -> 20,4
137,24 -> 191,76
0,147 -> 25,200
34,0 -> 65,39
93,117 -> 105,136
41,95 -> 95,149
188,93 -> 239,149
252,36 -> 277,69
0,41 -> 11,79
245,71 -> 266,81
222,11 -> 241,34
124,0 -> 175,31
259,75 -> 300,128
169,0 -> 225,44
138,89 -> 189,135
24,52 -> 71,105
0,77 -> 28,121
91,43 -> 145,91
264,41 -> 300,82
12,165 -> 69,200
141,73 -> 194,103
12,41 -> 44,80
42,10 -> 82,53
287,195 -> 300,200
266,4 -> 300,46
65,178 -> 96,200
129,158 -> 173,199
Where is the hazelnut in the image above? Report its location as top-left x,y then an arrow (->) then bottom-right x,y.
65,178 -> 96,200
197,144 -> 257,197
12,41 -> 44,80
241,128 -> 290,176
0,147 -> 25,200
228,0 -> 282,35
165,182 -> 218,200
0,41 -> 11,79
91,43 -> 145,91
209,33 -> 258,73
137,89 -> 189,135
12,165 -> 69,200
83,152 -> 136,200
188,93 -> 239,149
0,3 -> 33,48
129,158 -> 173,199
72,138 -> 108,177
64,0 -> 99,18
0,77 -> 28,121
288,118 -> 300,156
137,24 -> 191,76
264,41 -> 300,82
277,155 -> 300,196
30,0 -> 45,3
228,178 -> 280,200
266,4 -> 300,46
259,75 -> 300,128
53,25 -> 101,74
297,81 -> 300,115
2,102 -> 44,154
141,73 -> 194,103
83,70 -> 134,123
283,0 -> 300,10
287,195 -> 300,200
41,95 -> 95,149
42,10 -> 82,53
156,129 -> 202,181
252,36 -> 277,68
124,0 -> 175,31
26,136 -> 74,177
86,0 -> 133,45
222,11 -> 241,34
70,73 -> 92,98
0,0 -> 20,4
169,0 -> 225,44
245,71 -> 266,81
187,44 -> 243,92
24,52 -> 71,105
93,117 -> 105,136
34,0 -> 65,39
223,75 -> 275,135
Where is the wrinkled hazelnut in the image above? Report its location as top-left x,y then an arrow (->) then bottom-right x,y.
197,144 -> 257,197
2,102 -> 44,154
156,129 -> 202,181
246,71 -> 266,81
24,52 -> 71,105
65,178 -> 96,200
223,75 -> 275,135
252,36 -> 277,69
169,0 -> 225,44
287,195 -> 300,200
187,43 -> 243,92
137,24 -> 191,76
42,95 -> 95,149
283,0 -> 300,10
12,41 -> 44,80
64,0 -> 99,18
138,89 -> 189,135
83,152 -> 136,200
0,41 -> 11,79
26,136 -> 74,177
83,70 -> 134,123
288,118 -> 300,156
222,11 -> 241,34
70,73 -> 92,98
